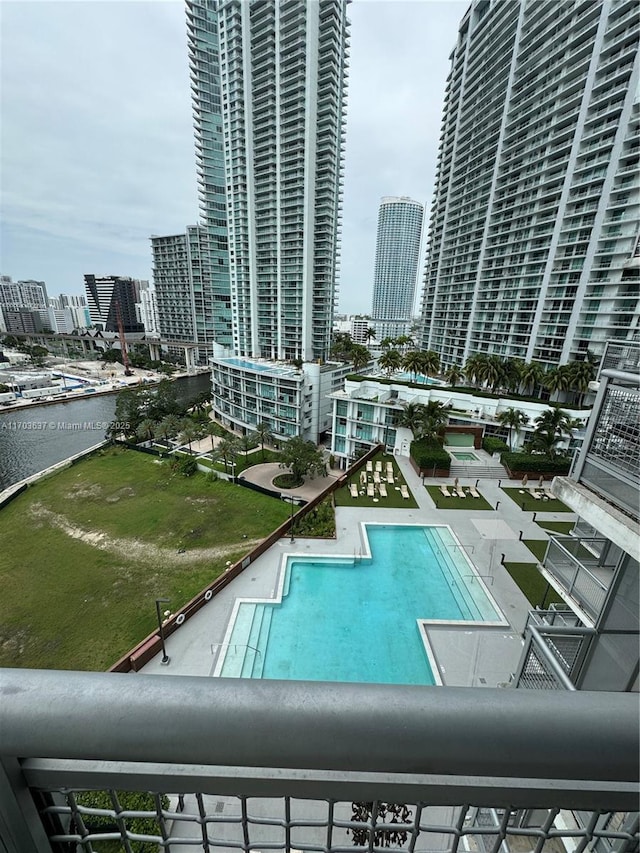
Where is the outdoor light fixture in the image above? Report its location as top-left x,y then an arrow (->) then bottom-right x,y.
155,598 -> 171,665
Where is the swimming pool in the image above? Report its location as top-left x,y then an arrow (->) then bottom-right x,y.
393,372 -> 443,386
215,524 -> 505,685
224,357 -> 296,376
451,451 -> 479,461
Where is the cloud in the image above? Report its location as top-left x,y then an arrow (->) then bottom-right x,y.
0,0 -> 466,315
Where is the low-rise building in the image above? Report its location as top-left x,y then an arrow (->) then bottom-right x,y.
211,349 -> 355,444
329,375 -> 589,464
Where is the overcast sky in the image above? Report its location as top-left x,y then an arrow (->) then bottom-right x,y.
1,0 -> 466,315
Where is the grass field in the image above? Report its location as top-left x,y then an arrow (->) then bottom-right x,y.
425,485 -> 494,511
535,520 -> 576,535
0,446 -> 290,671
333,453 -> 418,508
503,562 -> 563,608
501,487 -> 572,513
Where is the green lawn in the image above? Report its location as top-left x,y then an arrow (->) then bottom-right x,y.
197,447 -> 282,474
502,487 -> 572,513
0,446 -> 290,671
425,485 -> 494,511
503,562 -> 564,608
334,453 -> 418,508
535,520 -> 576,535
523,539 -> 549,561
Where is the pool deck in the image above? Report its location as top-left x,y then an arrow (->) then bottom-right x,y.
140,452 -> 576,689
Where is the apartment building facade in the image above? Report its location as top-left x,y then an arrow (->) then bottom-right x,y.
421,0 -> 640,371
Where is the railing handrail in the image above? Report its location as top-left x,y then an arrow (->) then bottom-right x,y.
547,537 -> 608,591
1,669 -> 638,789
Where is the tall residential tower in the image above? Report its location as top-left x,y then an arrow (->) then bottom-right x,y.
213,0 -> 349,362
371,196 -> 423,340
420,0 -> 640,370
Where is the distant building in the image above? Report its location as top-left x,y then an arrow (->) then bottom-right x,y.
135,281 -> 160,338
83,275 -> 144,334
371,197 -> 424,335
1,308 -> 44,336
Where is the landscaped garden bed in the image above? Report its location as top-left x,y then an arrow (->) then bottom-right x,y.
502,487 -> 572,513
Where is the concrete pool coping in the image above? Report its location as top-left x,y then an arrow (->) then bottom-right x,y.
140,452 -> 577,688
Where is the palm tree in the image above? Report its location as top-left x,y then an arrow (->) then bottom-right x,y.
544,366 -> 572,401
496,407 -> 529,451
503,359 -> 523,393
136,418 -> 156,444
397,402 -> 427,437
463,353 -> 487,388
478,354 -> 506,392
205,420 -> 219,453
444,365 -> 465,387
394,335 -> 413,353
363,327 -> 377,345
239,432 -> 256,458
533,407 -> 571,457
419,349 -> 441,379
378,349 -> 401,377
179,420 -> 199,454
568,359 -> 596,406
217,436 -> 241,474
254,421 -> 275,462
351,344 -> 371,373
422,400 -> 448,440
520,361 -> 544,396
158,414 -> 181,443
402,350 -> 423,382
379,336 -> 395,351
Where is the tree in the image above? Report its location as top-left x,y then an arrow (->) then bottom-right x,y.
394,335 -> 414,353
464,353 -> 487,388
239,431 -> 256,458
160,413 -> 182,440
217,436 -> 241,474
205,420 -> 219,453
532,408 -> 571,458
154,418 -> 174,448
543,366 -> 572,401
136,418 -> 156,444
397,402 -> 426,436
179,420 -> 199,453
146,379 -> 184,422
444,364 -> 465,387
279,437 -> 326,482
379,336 -> 395,351
378,349 -> 401,377
503,358 -> 523,393
350,344 -> 371,373
496,407 -> 529,451
520,361 -> 544,396
401,350 -> 423,382
567,359 -> 596,406
478,354 -> 506,392
108,388 -> 143,439
254,421 -> 275,461
418,349 -> 440,379
363,326 -> 377,344
330,332 -> 354,361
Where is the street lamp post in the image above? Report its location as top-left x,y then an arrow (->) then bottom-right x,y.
283,495 -> 302,543
155,598 -> 171,665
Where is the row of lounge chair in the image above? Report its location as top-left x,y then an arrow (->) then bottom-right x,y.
439,484 -> 481,499
349,481 -> 410,500
366,460 -> 394,475
527,487 -> 554,501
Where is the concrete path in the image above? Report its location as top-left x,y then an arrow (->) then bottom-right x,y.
239,461 -> 341,501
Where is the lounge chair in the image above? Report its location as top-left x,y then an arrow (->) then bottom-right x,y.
469,486 -> 481,499
373,471 -> 381,484
349,483 -> 359,499
530,488 -> 542,500
544,488 -> 555,500
386,462 -> 393,473
366,461 -> 373,472
400,485 -> 410,500
367,483 -> 375,497
375,461 -> 383,472
379,483 -> 388,498
387,472 -> 395,484
439,485 -> 451,497
456,487 -> 466,498
359,471 -> 367,486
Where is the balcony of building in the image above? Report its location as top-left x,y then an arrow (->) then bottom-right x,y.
1,668 -> 638,853
514,608 -> 595,690
540,535 -> 615,622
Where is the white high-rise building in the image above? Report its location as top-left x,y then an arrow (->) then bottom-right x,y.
371,197 -> 424,332
214,0 -> 350,362
421,0 -> 640,371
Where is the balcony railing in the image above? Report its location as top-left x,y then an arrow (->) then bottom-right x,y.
514,613 -> 596,690
544,536 -> 610,619
1,669 -> 638,853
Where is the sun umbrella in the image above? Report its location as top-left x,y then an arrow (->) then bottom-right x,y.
539,475 -> 544,488
454,477 -> 459,488
522,474 -> 529,487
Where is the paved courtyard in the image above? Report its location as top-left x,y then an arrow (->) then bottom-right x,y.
141,452 -> 575,689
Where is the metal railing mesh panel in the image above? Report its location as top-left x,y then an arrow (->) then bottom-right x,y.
517,642 -> 570,690
39,793 -> 640,853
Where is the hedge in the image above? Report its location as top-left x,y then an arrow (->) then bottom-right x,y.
483,437 -> 509,454
410,439 -> 451,470
501,452 -> 571,474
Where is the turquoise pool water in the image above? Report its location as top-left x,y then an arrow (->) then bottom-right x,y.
218,525 -> 502,685
452,452 -> 478,461
225,357 -> 295,375
393,372 -> 443,386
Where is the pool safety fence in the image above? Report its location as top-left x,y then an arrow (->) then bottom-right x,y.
1,669 -> 638,852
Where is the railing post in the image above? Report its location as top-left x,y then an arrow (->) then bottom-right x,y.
0,757 -> 53,852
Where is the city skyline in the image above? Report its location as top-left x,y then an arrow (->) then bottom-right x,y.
1,0 -> 466,316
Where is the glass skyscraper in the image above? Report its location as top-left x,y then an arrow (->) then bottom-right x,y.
420,0 -> 639,370
371,196 -> 424,329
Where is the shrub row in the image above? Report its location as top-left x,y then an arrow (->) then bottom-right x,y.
483,437 -> 509,454
410,439 -> 451,470
501,452 -> 571,474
